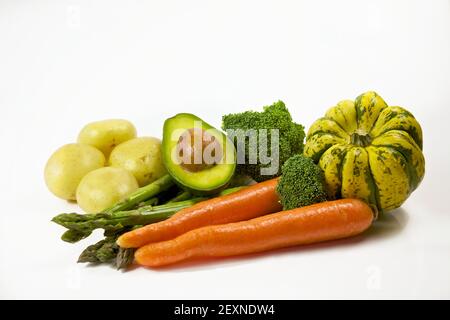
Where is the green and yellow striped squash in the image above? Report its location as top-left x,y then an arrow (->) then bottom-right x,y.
304,91 -> 425,213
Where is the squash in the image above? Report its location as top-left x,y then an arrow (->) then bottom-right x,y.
304,91 -> 425,213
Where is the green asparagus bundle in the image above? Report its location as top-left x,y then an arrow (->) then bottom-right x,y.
53,199 -> 205,268
53,198 -> 205,242
52,174 -> 246,269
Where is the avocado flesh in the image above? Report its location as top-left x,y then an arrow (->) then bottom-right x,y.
162,113 -> 236,195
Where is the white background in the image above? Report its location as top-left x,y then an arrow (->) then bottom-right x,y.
1,0 -> 449,299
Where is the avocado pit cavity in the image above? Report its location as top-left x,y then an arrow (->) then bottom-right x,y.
176,128 -> 223,172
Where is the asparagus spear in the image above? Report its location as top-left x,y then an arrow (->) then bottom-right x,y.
52,198 -> 206,242
76,226 -> 138,268
166,186 -> 247,204
116,247 -> 136,269
61,229 -> 91,243
137,197 -> 158,208
103,174 -> 174,213
219,186 -> 246,196
78,234 -> 136,269
167,191 -> 192,203
78,237 -> 117,264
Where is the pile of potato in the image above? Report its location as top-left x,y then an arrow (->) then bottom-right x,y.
44,119 -> 166,213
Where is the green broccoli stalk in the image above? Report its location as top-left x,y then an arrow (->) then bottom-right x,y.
276,154 -> 328,210
222,101 -> 305,182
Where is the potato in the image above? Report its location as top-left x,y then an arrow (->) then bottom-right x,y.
77,119 -> 137,158
76,167 -> 139,213
44,143 -> 105,200
109,137 -> 167,187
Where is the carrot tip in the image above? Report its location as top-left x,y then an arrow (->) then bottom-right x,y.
116,236 -> 127,248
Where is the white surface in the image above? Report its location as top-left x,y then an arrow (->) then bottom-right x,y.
1,0 -> 449,300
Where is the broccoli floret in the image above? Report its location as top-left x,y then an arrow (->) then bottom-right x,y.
276,154 -> 328,210
222,101 -> 305,182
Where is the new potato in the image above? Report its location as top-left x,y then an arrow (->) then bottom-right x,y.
76,167 -> 139,213
77,119 -> 137,158
109,137 -> 167,187
44,143 -> 105,200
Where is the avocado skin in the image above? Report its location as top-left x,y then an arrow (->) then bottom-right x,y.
170,178 -> 230,196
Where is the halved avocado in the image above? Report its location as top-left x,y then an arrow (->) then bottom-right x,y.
162,113 -> 236,195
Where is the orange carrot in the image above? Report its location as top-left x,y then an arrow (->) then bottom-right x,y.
117,178 -> 282,248
135,199 -> 373,267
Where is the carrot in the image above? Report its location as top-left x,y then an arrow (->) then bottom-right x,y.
117,178 -> 282,248
135,199 -> 374,267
